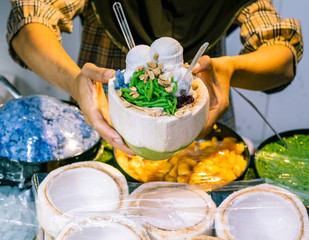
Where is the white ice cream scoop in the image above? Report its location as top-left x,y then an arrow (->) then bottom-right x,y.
149,37 -> 183,71
124,45 -> 151,83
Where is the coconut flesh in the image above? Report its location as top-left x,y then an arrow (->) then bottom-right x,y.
37,161 -> 129,238
55,213 -> 150,240
126,182 -> 216,240
215,184 -> 309,240
108,37 -> 209,160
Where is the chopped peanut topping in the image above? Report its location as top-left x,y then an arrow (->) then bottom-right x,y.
148,70 -> 155,80
122,101 -> 131,108
153,52 -> 159,61
132,93 -> 139,98
116,89 -> 122,96
165,86 -> 173,93
147,61 -> 157,69
184,62 -> 190,68
135,65 -> 144,72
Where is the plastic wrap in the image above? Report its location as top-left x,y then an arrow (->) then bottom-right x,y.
114,137 -> 249,190
32,161 -> 309,240
0,186 -> 37,240
0,95 -> 101,187
255,133 -> 309,207
0,95 -> 100,162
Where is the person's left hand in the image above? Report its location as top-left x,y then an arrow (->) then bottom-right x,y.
193,55 -> 233,138
71,63 -> 136,156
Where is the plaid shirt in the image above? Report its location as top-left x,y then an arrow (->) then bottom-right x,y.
6,0 -> 303,129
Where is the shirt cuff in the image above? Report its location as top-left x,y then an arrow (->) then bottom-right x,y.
240,18 -> 303,70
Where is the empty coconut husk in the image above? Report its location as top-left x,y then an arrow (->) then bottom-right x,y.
54,213 -> 150,240
126,182 -> 216,240
215,184 -> 309,240
37,161 -> 129,238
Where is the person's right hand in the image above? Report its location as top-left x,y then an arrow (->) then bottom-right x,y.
71,63 -> 136,155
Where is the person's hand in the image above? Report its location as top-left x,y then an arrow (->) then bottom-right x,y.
71,63 -> 136,155
193,55 -> 233,138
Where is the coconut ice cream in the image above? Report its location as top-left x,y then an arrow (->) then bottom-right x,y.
124,45 -> 151,84
109,37 -> 209,160
149,37 -> 184,71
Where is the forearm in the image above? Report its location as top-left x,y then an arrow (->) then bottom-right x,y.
215,44 -> 295,91
11,23 -> 81,97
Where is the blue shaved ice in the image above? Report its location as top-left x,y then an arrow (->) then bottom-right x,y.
0,95 -> 100,162
114,70 -> 129,89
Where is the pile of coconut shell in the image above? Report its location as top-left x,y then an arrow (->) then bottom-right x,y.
35,161 -> 309,240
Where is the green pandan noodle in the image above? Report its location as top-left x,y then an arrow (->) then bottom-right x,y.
255,134 -> 309,205
121,70 -> 178,115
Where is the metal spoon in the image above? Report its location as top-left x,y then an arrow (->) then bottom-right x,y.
233,88 -> 287,148
180,42 -> 209,96
113,2 -> 135,50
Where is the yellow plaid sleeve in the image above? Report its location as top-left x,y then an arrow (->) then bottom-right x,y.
237,0 -> 303,67
7,0 -> 84,68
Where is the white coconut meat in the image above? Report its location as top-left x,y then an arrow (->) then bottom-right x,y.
108,77 -> 209,160
215,184 -> 309,240
126,182 -> 216,240
55,213 -> 150,240
37,161 -> 129,238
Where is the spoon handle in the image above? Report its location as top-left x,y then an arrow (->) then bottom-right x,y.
113,2 -> 135,50
186,42 -> 209,75
180,42 -> 209,96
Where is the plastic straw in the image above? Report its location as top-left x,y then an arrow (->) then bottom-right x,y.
113,2 -> 135,50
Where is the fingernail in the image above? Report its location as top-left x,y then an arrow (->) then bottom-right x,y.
192,63 -> 201,73
104,70 -> 115,79
194,63 -> 201,70
113,138 -> 124,145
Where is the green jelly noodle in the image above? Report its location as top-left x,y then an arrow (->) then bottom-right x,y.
255,134 -> 309,204
121,70 -> 178,115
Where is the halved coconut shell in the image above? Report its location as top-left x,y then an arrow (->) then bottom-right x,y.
126,182 -> 216,240
37,161 -> 128,238
55,213 -> 150,240
215,184 -> 309,240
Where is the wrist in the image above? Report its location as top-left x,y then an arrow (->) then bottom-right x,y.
212,56 -> 234,86
67,69 -> 83,102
